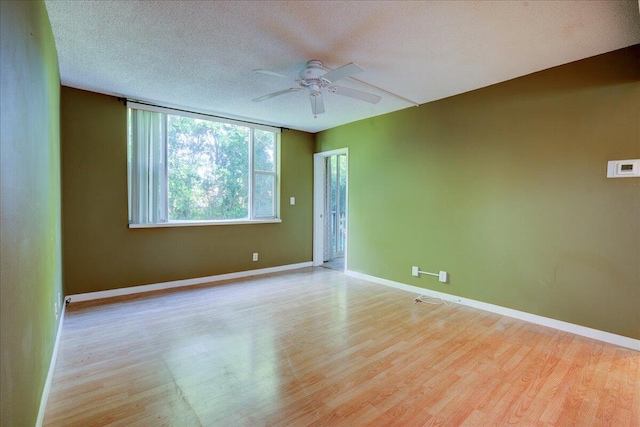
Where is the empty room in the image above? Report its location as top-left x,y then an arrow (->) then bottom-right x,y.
1,1 -> 639,426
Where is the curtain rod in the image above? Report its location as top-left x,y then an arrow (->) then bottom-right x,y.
117,97 -> 288,131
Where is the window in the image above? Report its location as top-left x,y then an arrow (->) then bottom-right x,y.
127,103 -> 280,227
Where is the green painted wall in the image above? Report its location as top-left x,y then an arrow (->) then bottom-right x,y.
61,87 -> 314,295
0,1 -> 63,425
317,46 -> 640,339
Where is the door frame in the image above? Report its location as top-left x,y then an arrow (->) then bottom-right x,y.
313,148 -> 349,269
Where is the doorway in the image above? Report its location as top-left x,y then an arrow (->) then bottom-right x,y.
313,149 -> 348,271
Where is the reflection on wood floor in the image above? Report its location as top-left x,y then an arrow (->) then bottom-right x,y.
44,268 -> 639,426
322,256 -> 344,272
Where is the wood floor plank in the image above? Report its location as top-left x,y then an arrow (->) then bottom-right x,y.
43,268 -> 640,426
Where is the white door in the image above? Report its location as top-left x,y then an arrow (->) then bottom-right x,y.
313,149 -> 348,270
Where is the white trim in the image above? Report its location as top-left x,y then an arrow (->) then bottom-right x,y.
36,303 -> 66,427
313,154 -> 325,266
315,148 -> 351,158
313,148 -> 349,270
346,270 -> 640,352
67,262 -> 313,303
129,218 -> 282,228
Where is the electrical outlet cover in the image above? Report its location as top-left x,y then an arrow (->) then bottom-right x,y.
438,271 -> 448,283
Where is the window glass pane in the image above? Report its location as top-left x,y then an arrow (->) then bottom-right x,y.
254,129 -> 276,172
337,154 -> 347,254
254,173 -> 275,217
128,105 -> 279,225
167,115 -> 249,220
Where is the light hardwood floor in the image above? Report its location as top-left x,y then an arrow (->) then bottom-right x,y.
44,268 -> 639,426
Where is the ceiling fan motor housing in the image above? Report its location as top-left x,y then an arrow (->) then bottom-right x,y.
300,60 -> 326,81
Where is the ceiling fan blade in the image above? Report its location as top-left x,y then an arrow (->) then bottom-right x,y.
310,93 -> 325,116
253,69 -> 296,80
252,88 -> 300,102
329,86 -> 381,104
322,62 -> 364,83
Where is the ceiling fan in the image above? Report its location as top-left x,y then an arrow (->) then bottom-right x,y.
252,60 -> 381,117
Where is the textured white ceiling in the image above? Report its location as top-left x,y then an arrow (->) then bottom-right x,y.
45,0 -> 640,133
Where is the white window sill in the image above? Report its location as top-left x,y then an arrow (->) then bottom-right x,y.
129,218 -> 282,228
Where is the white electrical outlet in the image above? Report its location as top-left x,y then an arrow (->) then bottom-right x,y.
253,252 -> 258,262
55,291 -> 62,319
412,266 -> 419,277
438,271 -> 449,283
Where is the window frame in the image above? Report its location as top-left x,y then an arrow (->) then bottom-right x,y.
127,102 -> 281,228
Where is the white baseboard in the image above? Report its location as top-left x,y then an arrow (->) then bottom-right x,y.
36,302 -> 66,427
346,270 -> 640,352
67,262 -> 314,303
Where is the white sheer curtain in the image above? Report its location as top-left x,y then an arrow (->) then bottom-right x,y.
128,109 -> 168,224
